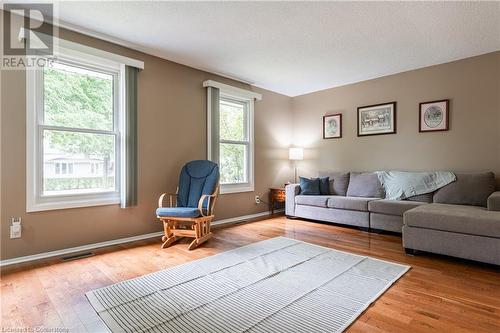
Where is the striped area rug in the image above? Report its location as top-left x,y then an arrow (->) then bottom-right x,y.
86,237 -> 410,333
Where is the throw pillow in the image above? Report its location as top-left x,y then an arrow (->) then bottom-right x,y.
318,172 -> 350,196
347,172 -> 385,198
319,177 -> 330,195
299,177 -> 321,195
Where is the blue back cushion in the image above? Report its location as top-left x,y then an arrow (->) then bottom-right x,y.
177,160 -> 219,208
299,177 -> 321,195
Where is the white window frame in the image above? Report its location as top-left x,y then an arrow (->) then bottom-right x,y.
204,80 -> 262,194
26,45 -> 124,212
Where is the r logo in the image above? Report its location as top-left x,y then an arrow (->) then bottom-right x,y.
3,3 -> 54,56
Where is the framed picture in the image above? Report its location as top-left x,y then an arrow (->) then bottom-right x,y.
419,99 -> 449,132
357,102 -> 396,136
323,113 -> 342,139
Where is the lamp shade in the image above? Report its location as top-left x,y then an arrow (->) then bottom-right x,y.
289,147 -> 303,160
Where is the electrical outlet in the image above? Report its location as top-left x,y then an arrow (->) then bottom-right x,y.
10,217 -> 22,239
255,196 -> 261,204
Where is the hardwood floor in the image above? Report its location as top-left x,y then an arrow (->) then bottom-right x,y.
1,216 -> 499,332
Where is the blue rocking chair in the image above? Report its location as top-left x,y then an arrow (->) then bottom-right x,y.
156,160 -> 219,250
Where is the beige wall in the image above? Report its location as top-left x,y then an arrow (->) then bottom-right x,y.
0,28 -> 293,260
291,52 -> 500,184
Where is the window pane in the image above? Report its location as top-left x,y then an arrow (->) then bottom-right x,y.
44,62 -> 114,131
220,143 -> 247,184
220,99 -> 246,141
43,130 -> 116,195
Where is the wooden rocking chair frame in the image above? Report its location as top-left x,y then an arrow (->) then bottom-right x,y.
157,185 -> 219,250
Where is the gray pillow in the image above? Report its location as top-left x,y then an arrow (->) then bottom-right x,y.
433,172 -> 496,207
318,171 -> 350,196
346,172 -> 385,198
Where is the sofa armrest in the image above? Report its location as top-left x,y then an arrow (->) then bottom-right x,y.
487,191 -> 500,211
285,184 -> 301,216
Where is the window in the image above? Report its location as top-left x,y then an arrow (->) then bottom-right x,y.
41,61 -> 118,198
91,162 -> 100,175
27,49 -> 122,211
219,97 -> 249,184
54,162 -> 74,175
204,80 -> 262,194
24,31 -> 143,211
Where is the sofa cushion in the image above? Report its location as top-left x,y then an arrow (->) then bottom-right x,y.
405,192 -> 433,203
404,203 -> 500,238
347,172 -> 385,198
299,177 -> 320,195
327,196 -> 380,212
488,191 -> 500,211
156,207 -> 201,218
318,171 -> 350,196
295,195 -> 331,208
369,199 -> 427,216
319,177 -> 330,195
433,172 -> 496,207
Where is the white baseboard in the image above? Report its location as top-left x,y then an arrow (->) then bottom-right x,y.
213,209 -> 284,227
0,231 -> 164,267
0,209 -> 283,267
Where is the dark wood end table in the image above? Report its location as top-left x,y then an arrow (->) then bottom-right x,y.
269,188 -> 286,214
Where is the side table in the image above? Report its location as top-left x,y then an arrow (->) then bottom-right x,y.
269,188 -> 286,214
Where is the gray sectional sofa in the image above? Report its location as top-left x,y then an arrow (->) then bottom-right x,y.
285,171 -> 500,265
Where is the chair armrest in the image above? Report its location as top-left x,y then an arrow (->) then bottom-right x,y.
487,191 -> 500,211
198,194 -> 217,217
158,193 -> 178,208
285,184 -> 301,216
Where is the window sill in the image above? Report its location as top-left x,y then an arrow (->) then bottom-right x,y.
27,196 -> 120,212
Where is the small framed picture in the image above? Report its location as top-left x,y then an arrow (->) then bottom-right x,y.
323,114 -> 342,139
419,99 -> 449,132
357,102 -> 396,136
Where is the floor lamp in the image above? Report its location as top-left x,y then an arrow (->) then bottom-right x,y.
289,147 -> 303,183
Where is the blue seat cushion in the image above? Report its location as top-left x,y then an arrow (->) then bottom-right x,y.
156,207 -> 201,218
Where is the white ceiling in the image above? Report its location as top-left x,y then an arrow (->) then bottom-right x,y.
43,1 -> 500,96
